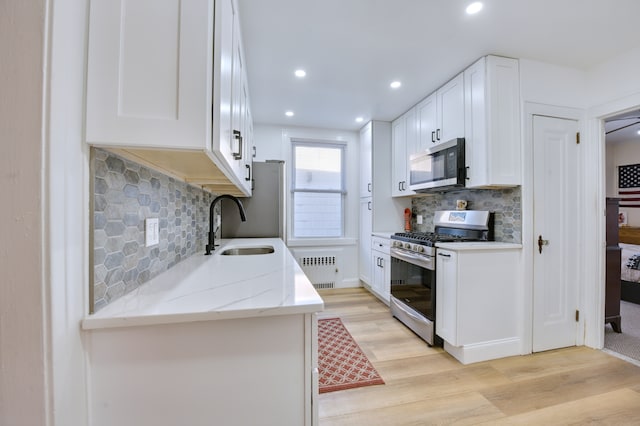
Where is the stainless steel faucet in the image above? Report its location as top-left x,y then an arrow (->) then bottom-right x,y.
205,194 -> 247,255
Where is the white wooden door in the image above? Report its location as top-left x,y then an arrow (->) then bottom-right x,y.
532,115 -> 579,352
359,122 -> 372,197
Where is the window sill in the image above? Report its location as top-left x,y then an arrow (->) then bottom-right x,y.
286,238 -> 357,247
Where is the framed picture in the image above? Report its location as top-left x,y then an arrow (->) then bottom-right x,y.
619,210 -> 628,226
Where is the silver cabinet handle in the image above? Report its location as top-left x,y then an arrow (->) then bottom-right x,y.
436,128 -> 441,140
232,130 -> 243,160
367,182 -> 372,193
245,164 -> 251,181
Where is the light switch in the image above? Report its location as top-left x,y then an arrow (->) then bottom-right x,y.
145,218 -> 159,247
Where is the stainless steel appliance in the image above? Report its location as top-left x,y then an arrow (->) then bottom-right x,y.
390,210 -> 493,345
409,138 -> 465,193
221,161 -> 285,239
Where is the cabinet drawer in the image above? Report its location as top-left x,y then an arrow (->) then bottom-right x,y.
371,236 -> 390,253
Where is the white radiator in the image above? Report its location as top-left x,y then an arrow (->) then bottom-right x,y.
294,249 -> 343,289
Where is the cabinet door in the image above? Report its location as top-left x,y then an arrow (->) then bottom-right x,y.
391,116 -> 407,197
436,249 -> 458,345
86,0 -> 212,149
360,123 -> 373,197
392,110 -> 417,197
359,198 -> 373,285
380,252 -> 391,303
416,93 -> 437,152
436,73 -> 465,145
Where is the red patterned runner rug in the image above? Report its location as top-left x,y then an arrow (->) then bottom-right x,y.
318,317 -> 385,393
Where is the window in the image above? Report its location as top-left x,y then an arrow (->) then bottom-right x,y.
292,141 -> 345,238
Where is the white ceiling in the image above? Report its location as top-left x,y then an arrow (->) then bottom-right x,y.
605,110 -> 640,144
238,0 -> 640,131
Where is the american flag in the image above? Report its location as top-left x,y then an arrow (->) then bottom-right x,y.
619,163 -> 640,208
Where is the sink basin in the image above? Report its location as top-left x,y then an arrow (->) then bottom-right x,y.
220,246 -> 275,256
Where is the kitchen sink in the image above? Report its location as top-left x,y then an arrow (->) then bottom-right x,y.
220,246 -> 275,256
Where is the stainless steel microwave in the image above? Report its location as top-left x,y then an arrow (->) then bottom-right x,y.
409,138 -> 465,193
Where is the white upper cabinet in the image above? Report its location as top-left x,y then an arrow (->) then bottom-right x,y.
464,56 -> 520,188
437,73 -> 465,144
392,108 -> 417,197
86,0 -> 252,196
416,93 -> 437,153
359,122 -> 373,198
86,0 -> 212,149
417,73 -> 465,151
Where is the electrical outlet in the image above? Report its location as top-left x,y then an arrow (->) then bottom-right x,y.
145,218 -> 159,247
215,214 -> 221,229
417,215 -> 423,225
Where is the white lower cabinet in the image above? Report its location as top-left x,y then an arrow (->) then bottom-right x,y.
359,198 -> 373,285
368,236 -> 390,304
86,313 -> 318,426
436,244 -> 521,364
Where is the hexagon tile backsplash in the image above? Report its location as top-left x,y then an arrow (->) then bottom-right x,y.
92,148 -> 215,311
411,187 -> 522,243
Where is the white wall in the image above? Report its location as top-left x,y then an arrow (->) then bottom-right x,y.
519,58 -> 589,108
0,1 -> 49,424
0,1 -> 91,424
253,123 -> 361,287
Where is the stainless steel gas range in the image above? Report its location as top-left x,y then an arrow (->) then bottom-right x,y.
389,210 -> 493,346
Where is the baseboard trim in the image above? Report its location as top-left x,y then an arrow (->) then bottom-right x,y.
444,337 -> 521,365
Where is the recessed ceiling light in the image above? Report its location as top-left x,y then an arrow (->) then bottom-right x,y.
355,117 -> 364,123
294,69 -> 306,78
466,2 -> 483,14
390,81 -> 402,89
285,111 -> 294,117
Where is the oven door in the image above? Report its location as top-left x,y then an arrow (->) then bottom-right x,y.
390,250 -> 435,321
389,247 -> 438,345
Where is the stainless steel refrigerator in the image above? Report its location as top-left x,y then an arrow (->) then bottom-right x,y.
221,160 -> 286,239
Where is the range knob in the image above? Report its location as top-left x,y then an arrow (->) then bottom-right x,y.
404,242 -> 412,249
415,245 -> 425,253
393,241 -> 402,248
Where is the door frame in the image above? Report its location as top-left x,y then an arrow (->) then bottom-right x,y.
587,91 -> 640,349
522,102 -> 586,354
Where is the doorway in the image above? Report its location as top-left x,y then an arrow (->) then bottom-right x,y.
603,108 -> 640,363
531,115 -> 580,352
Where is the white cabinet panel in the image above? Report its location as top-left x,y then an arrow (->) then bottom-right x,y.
392,109 -> 417,197
359,123 -> 373,197
417,74 -> 464,152
86,0 -> 253,196
416,94 -> 437,153
464,56 -> 520,188
436,244 -> 521,364
86,0 -> 211,149
359,198 -> 373,285
370,236 -> 391,304
437,73 -> 465,144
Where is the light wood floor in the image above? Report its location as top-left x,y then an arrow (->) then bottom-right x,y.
317,288 -> 640,425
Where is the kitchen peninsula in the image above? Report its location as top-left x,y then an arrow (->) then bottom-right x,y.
83,238 -> 323,426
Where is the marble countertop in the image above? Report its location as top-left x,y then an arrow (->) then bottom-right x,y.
435,241 -> 523,250
372,231 -> 398,239
82,238 -> 324,330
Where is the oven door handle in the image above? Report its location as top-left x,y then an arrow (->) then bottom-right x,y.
396,300 -> 427,323
390,248 -> 434,270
